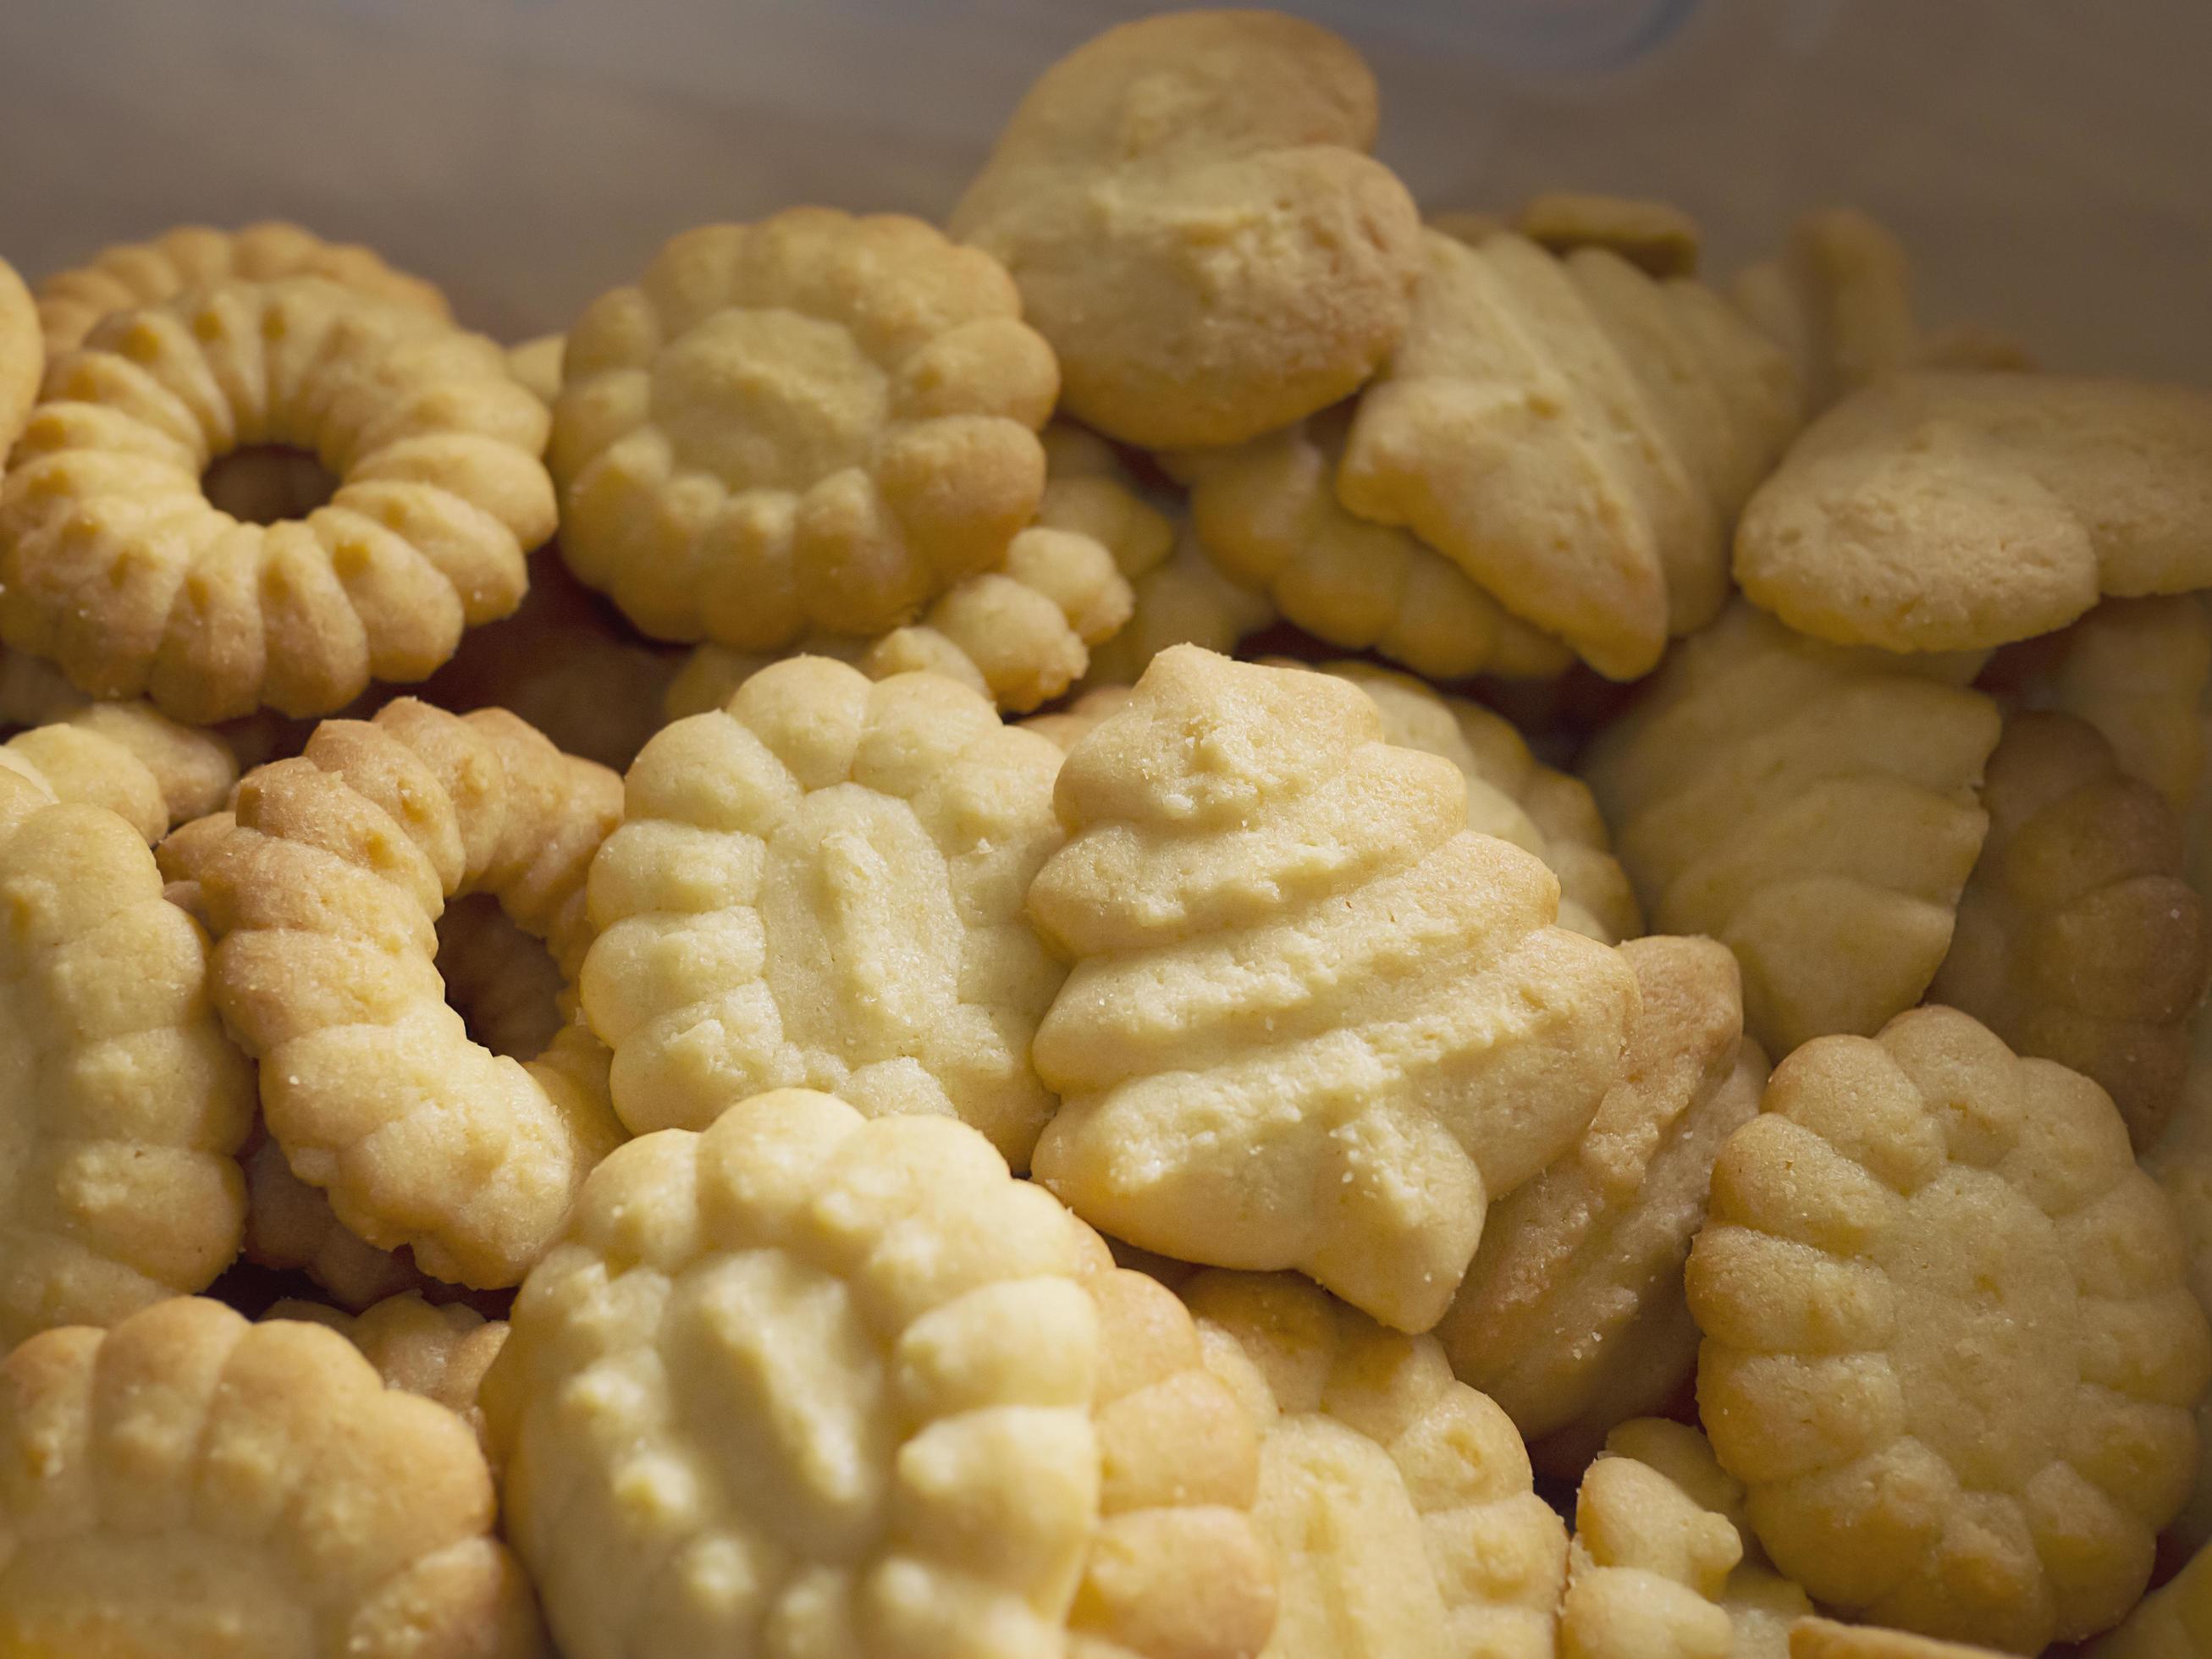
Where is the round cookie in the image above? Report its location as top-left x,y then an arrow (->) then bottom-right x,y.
552,208 -> 1058,648
1026,647 -> 1636,1334
1439,937 -> 1757,1471
481,1088 -> 1274,1659
1687,1005 -> 2212,1651
0,278 -> 554,722
1185,1269 -> 1568,1659
158,698 -> 628,1288
1930,711 -> 2208,1149
0,1297 -> 542,1656
950,10 -> 1421,450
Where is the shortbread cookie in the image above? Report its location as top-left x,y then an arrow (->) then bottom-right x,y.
1730,209 -> 1918,415
482,1089 -> 1274,1659
269,1292 -> 507,1457
1314,660 -> 1640,944
35,220 -> 450,357
1584,601 -> 2000,1055
1518,191 -> 1702,278
411,553 -> 681,770
1983,594 -> 2212,812
950,10 -> 1421,449
553,208 -> 1057,646
1930,712 -> 2207,1149
0,255 -> 37,460
1794,1619 -> 2010,1659
1439,938 -> 1758,1471
584,658 -> 1069,1164
1186,1269 -> 1568,1659
1735,372 -> 2212,654
506,333 -> 564,405
0,730 -> 253,1349
1028,647 -> 1636,1333
2,686 -> 235,835
0,278 -> 554,722
1563,1419 -> 1812,1659
159,698 -> 627,1287
0,1297 -> 543,1656
1172,405 -> 1574,681
1688,1006 -> 2212,1651
1024,685 -> 1139,753
2084,1535 -> 2212,1659
1339,227 -> 1801,678
240,1127 -> 434,1312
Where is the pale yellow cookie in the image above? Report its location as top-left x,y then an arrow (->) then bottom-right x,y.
1,685 -> 234,836
1518,191 -> 1702,278
1082,521 -> 1276,689
2145,1011 -> 2212,1554
950,10 -> 1421,450
1339,227 -> 1801,678
0,728 -> 254,1350
0,278 -> 554,722
1584,600 -> 2000,1056
1172,405 -> 1573,681
1024,685 -> 1140,754
157,698 -> 627,1287
1983,594 -> 2212,812
1730,208 -> 1918,416
0,1297 -> 543,1656
1563,1419 -> 1812,1659
240,1125 -> 435,1312
584,657 -> 1069,1166
0,255 -> 38,460
34,219 -> 450,358
1439,937 -> 1759,1472
1688,1006 -> 2212,1651
1186,1268 -> 1567,1659
2085,1536 -> 2212,1659
506,332 -> 565,405
1313,660 -> 1641,944
269,1292 -> 507,1458
1028,647 -> 1637,1333
1792,1618 -> 2011,1659
553,208 -> 1058,648
1930,712 -> 2208,1149
1735,372 -> 2212,655
482,1088 -> 1273,1659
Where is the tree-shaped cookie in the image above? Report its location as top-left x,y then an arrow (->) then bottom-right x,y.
483,1088 -> 1275,1659
1931,712 -> 2208,1149
951,10 -> 1421,450
0,1297 -> 543,1656
1688,1006 -> 2212,1651
1028,647 -> 1637,1333
584,657 -> 1070,1166
1562,1419 -> 1812,1659
1584,600 -> 2000,1056
1440,937 -> 1760,1472
552,208 -> 1059,648
1185,1269 -> 1567,1659
1735,372 -> 2212,655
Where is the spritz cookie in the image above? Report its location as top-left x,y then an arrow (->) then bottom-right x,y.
2083,1534 -> 2212,1659
1517,190 -> 1702,278
240,1126 -> 434,1312
0,255 -> 37,460
268,1291 -> 507,1458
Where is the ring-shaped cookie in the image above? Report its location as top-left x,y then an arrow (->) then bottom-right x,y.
0,277 -> 555,724
158,697 -> 626,1288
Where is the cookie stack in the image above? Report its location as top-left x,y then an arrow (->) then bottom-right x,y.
5,11 -> 2212,1659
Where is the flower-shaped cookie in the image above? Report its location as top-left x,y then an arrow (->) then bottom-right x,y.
1027,647 -> 1637,1333
482,1088 -> 1274,1659
1735,372 -> 2212,654
1,255 -> 36,459
1930,712 -> 2208,1149
584,657 -> 1069,1164
2083,1535 -> 2212,1659
1440,937 -> 1760,1472
270,1292 -> 508,1458
34,218 -> 450,356
0,278 -> 554,722
1688,1006 -> 2212,1651
0,727 -> 253,1350
552,208 -> 1058,647
1172,405 -> 1573,681
1315,660 -> 1641,944
660,422 -> 1150,719
1185,1269 -> 1568,1659
1,682 -> 236,835
1983,594 -> 2212,813
240,1126 -> 435,1311
1584,600 -> 2000,1056
1339,226 -> 1801,679
950,10 -> 1421,450
0,1297 -> 543,1656
1562,1419 -> 1812,1659
160,698 -> 628,1287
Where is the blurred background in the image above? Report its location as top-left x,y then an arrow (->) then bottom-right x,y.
3,0 -> 2207,378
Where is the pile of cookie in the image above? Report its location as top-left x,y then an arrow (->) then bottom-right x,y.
5,9 -> 2212,1657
